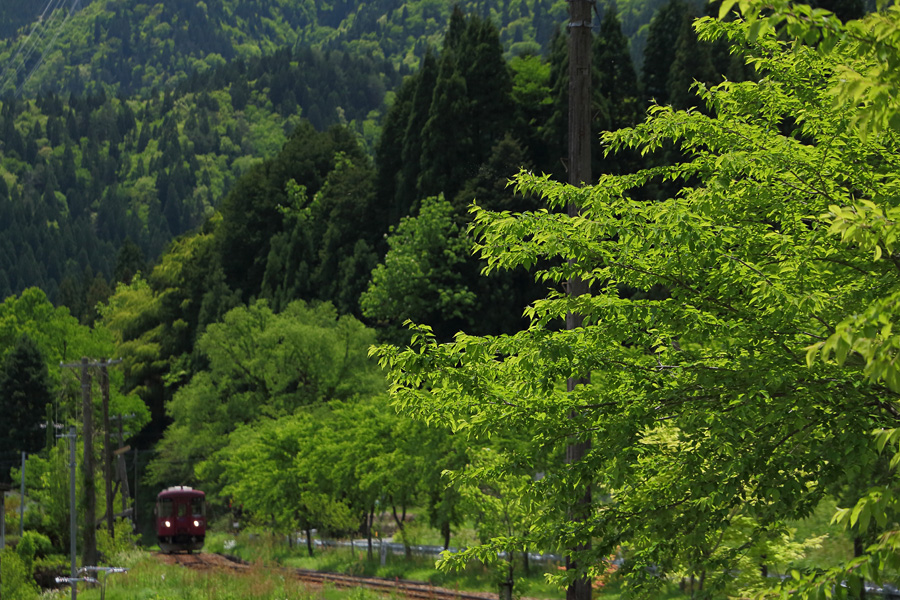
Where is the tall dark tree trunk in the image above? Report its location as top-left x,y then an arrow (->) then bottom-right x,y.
499,561 -> 515,600
854,536 -> 867,599
306,526 -> 314,557
367,508 -> 374,561
391,504 -> 410,559
566,3 -> 593,600
441,519 -> 451,550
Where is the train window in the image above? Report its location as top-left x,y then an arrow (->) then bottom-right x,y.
177,502 -> 189,517
157,498 -> 174,517
191,497 -> 204,517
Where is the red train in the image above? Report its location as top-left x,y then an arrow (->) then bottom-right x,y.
155,486 -> 206,553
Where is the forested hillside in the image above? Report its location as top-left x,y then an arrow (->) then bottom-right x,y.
0,0 -> 719,101
0,0 -> 728,313
0,47 -> 401,316
5,1 -> 898,600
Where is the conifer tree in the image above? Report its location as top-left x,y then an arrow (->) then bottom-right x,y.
374,75 -> 416,229
0,334 -> 52,457
453,16 -> 514,164
397,50 -> 438,219
540,28 -> 569,178
418,56 -> 473,202
594,7 -> 641,133
641,0 -> 692,106
666,11 -> 718,110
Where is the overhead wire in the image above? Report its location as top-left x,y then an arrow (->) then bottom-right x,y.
0,0 -> 61,93
16,0 -> 80,98
0,0 -> 66,95
0,0 -> 80,97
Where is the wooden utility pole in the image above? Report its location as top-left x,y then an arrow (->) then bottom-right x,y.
566,2 -> 593,600
100,360 -> 114,537
61,357 -> 119,567
79,357 -> 97,568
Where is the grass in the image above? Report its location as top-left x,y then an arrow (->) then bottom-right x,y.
54,551 -> 391,600
203,530 -> 692,600
207,529 -> 562,596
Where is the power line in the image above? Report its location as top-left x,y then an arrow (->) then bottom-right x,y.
15,0 -> 80,98
0,0 -> 61,93
0,0 -> 81,97
0,0 -> 66,95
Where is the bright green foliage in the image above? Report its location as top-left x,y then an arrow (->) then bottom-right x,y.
374,3 -> 900,598
97,518 -> 139,564
212,395 -> 458,556
0,287 -> 148,442
149,299 -> 383,490
361,195 -> 476,343
99,233 -> 234,439
0,547 -> 39,600
214,411 -> 357,547
443,447 -> 537,592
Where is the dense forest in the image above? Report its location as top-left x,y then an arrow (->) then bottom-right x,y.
4,0 -> 899,599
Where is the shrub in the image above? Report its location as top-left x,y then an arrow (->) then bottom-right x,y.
0,547 -> 40,600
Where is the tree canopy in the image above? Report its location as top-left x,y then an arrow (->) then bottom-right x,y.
374,2 -> 900,597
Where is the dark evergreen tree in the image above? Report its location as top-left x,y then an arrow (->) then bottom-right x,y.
808,0 -> 865,21
418,56 -> 473,202
397,50 -> 438,221
594,7 -> 641,132
375,74 -> 416,231
453,15 -> 515,165
114,238 -> 147,285
217,121 -> 361,298
540,27 -> 569,178
641,0 -> 692,106
666,11 -> 718,110
0,334 -> 53,458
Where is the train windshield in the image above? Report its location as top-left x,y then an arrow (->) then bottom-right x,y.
157,497 -> 174,517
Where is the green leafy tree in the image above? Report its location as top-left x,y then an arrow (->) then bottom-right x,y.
449,447 -> 538,599
214,411 -> 357,556
374,3 -> 900,598
150,299 -> 383,491
361,195 -> 477,344
0,547 -> 39,600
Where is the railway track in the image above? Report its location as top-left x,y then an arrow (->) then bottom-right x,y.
292,569 -> 497,600
158,552 -> 499,600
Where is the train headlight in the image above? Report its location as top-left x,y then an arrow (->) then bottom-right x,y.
193,520 -> 200,527
164,520 -> 171,528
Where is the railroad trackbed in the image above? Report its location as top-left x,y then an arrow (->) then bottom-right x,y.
155,552 -> 498,600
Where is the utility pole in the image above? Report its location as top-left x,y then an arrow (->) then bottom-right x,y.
56,425 -> 78,600
69,426 -> 78,600
80,357 -> 96,568
20,450 -> 26,537
61,358 -> 95,568
566,2 -> 593,600
100,359 -> 113,537
60,357 -> 122,566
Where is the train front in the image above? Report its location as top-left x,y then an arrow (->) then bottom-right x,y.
156,486 -> 206,553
